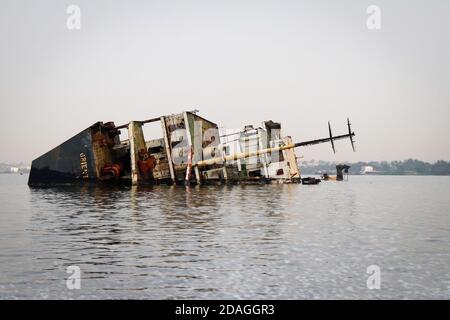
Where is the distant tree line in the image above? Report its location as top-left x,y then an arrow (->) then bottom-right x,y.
1,159 -> 450,175
300,159 -> 450,175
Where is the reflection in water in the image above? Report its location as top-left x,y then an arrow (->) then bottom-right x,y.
0,175 -> 449,299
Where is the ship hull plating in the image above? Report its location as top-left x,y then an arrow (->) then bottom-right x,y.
28,111 -> 355,186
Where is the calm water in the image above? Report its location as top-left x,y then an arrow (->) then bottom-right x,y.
0,174 -> 449,299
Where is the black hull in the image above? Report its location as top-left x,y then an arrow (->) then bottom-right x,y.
28,124 -> 100,186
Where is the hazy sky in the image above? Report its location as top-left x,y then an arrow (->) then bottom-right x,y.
1,0 -> 449,164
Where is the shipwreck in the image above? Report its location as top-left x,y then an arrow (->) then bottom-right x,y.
28,110 -> 355,186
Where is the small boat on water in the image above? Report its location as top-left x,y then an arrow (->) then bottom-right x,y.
301,177 -> 321,185
28,110 -> 355,187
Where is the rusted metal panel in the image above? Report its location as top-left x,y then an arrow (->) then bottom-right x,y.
164,113 -> 188,180
91,122 -> 119,178
162,111 -> 223,183
183,112 -> 196,184
186,111 -> 224,183
160,116 -> 176,183
146,138 -> 171,181
283,136 -> 301,179
128,121 -> 147,185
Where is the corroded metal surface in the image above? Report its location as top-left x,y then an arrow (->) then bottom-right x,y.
28,111 -> 355,186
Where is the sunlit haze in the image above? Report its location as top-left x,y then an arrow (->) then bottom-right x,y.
1,0 -> 449,163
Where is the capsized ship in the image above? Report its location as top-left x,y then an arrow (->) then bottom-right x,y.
28,110 -> 355,186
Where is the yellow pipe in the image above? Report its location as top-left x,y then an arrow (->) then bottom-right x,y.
196,143 -> 295,167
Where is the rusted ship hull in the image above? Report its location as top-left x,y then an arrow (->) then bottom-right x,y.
28,111 -> 355,187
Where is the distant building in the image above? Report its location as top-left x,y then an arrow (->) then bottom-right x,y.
10,167 -> 19,173
361,166 -> 374,174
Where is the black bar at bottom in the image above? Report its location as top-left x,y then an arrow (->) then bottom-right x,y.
0,300 -> 445,319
